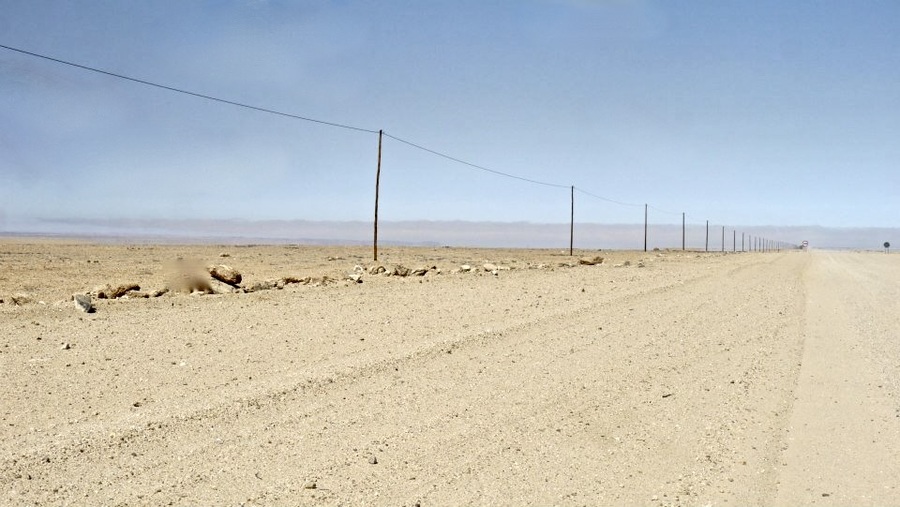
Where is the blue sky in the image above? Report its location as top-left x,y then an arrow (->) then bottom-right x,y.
1,0 -> 898,233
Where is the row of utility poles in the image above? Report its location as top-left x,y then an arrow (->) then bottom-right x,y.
372,130 -> 792,260
646,204 -> 790,254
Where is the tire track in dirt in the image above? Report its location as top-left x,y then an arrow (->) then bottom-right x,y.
3,250 -> 808,506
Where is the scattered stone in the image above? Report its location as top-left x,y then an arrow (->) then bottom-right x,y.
411,267 -> 429,276
60,342 -> 71,350
303,481 -> 317,490
392,265 -> 411,277
353,265 -> 365,274
219,252 -> 230,258
483,263 -> 498,272
281,276 -> 311,285
209,280 -> 236,294
73,294 -> 94,313
637,261 -> 646,268
579,256 -> 604,266
623,260 -> 632,267
92,285 -> 112,299
460,264 -> 472,272
247,280 -> 277,292
368,265 -> 386,275
150,289 -> 168,298
109,283 -> 141,299
319,275 -> 337,286
9,294 -> 33,306
348,273 -> 363,283
208,265 -> 242,287
368,456 -> 378,465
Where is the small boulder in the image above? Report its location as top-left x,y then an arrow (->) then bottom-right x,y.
392,265 -> 411,277
109,284 -> 140,299
368,265 -> 386,275
579,256 -> 604,266
483,263 -> 498,272
209,280 -> 236,294
73,294 -> 94,313
208,265 -> 242,287
460,264 -> 472,272
411,267 -> 429,276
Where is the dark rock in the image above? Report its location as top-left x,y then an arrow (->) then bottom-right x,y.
208,265 -> 242,286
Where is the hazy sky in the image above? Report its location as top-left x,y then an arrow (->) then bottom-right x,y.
2,0 -> 898,232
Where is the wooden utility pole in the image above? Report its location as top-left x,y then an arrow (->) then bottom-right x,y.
569,186 -> 574,256
643,204 -> 648,252
705,220 -> 709,252
721,226 -> 725,252
682,212 -> 685,251
373,129 -> 383,261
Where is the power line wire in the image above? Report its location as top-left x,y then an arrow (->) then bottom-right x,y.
0,43 -> 378,134
383,131 -> 570,189
648,204 -> 682,216
573,187 -> 643,208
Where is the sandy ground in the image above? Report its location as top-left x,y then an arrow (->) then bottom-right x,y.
1,240 -> 898,506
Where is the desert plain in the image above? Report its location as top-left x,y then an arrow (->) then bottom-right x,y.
1,238 -> 899,506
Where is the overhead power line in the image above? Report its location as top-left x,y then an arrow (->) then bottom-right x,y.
648,204 -> 683,216
383,131 -> 570,189
574,187 -> 643,208
0,43 -> 378,134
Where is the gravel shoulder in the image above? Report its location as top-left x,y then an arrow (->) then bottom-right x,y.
2,241 -> 895,505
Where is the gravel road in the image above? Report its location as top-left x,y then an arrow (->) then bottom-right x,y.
1,243 -> 897,505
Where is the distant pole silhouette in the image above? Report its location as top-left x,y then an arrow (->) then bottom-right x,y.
721,226 -> 725,252
569,185 -> 574,256
682,212 -> 685,251
705,220 -> 709,252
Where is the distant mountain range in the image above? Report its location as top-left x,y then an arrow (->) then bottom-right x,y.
1,217 -> 896,251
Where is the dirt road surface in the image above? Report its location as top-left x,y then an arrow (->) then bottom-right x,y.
1,242 -> 897,506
